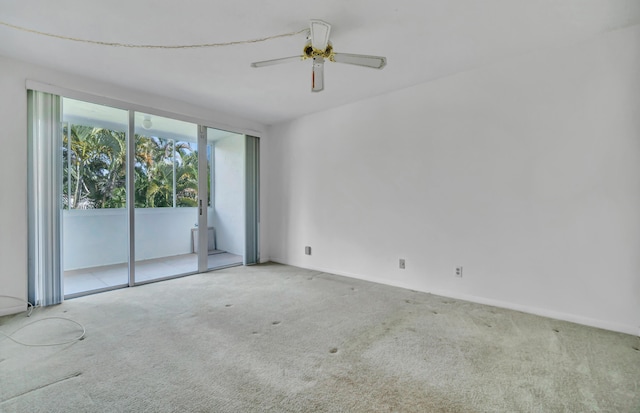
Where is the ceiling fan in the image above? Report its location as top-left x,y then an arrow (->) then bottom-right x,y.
250,19 -> 387,92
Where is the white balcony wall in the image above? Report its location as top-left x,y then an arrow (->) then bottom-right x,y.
63,209 -> 127,270
63,207 -> 197,270
211,135 -> 245,255
134,208 -> 199,263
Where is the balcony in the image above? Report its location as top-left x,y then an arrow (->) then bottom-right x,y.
63,206 -> 243,297
58,98 -> 249,297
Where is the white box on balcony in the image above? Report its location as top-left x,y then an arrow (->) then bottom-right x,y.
191,227 -> 216,254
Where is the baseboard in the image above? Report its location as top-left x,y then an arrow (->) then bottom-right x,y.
268,260 -> 639,336
0,304 -> 27,317
423,289 -> 639,336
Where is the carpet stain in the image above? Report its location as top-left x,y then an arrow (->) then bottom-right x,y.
313,367 -> 475,413
329,348 -> 338,354
272,321 -> 281,325
225,304 -> 233,307
1,372 -> 82,404
553,328 -> 560,333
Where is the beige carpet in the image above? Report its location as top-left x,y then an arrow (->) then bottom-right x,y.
1,263 -> 639,412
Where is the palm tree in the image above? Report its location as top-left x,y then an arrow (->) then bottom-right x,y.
176,148 -> 199,207
64,127 -> 202,209
64,125 -> 105,209
94,129 -> 127,208
63,125 -> 128,209
135,135 -> 175,207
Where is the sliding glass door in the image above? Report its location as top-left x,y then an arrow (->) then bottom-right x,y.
205,128 -> 246,270
30,89 -> 258,301
61,98 -> 130,296
133,113 -> 199,282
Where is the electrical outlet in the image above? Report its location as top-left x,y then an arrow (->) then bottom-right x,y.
305,246 -> 312,256
399,259 -> 405,269
455,266 -> 463,277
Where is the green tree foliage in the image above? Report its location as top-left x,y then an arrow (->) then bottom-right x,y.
63,125 -> 200,209
176,148 -> 199,207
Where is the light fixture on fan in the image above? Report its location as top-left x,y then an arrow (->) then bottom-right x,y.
142,115 -> 152,130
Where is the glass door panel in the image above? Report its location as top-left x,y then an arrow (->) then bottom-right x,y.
134,112 -> 198,282
52,95 -> 253,299
61,98 -> 129,296
205,128 -> 245,270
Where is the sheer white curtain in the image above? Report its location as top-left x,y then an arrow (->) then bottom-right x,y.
27,90 -> 63,306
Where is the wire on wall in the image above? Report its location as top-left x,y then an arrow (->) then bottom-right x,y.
0,20 -> 308,49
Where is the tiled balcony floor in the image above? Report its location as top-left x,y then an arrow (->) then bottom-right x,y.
64,252 -> 242,296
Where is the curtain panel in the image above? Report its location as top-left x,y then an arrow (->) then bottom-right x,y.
27,90 -> 63,306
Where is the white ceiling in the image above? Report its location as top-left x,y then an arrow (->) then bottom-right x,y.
1,1 -> 639,126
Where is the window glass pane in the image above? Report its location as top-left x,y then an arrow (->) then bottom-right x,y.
175,140 -> 198,207
134,135 -> 175,208
61,98 -> 129,296
134,112 -> 198,282
134,113 -> 197,208
62,98 -> 128,210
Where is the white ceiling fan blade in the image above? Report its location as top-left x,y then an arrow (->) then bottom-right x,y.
312,57 -> 324,92
332,53 -> 387,69
250,56 -> 302,68
310,19 -> 331,51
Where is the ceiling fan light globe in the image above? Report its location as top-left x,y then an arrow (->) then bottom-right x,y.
304,44 -> 314,57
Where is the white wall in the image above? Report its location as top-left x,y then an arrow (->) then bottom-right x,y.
0,55 -> 266,315
62,210 -> 128,270
62,208 -> 199,270
211,136 -> 245,255
266,25 -> 640,335
135,208 -> 200,262
0,58 -> 28,315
